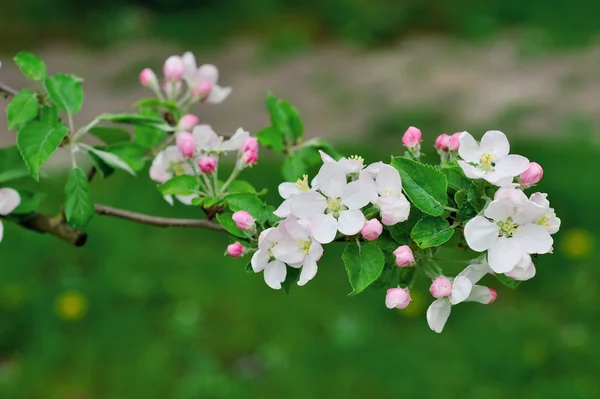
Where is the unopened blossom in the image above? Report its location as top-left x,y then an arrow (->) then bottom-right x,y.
242,137 -> 259,153
435,134 -> 451,151
386,288 -> 412,310
448,132 -> 461,151
232,210 -> 255,231
251,228 -> 287,289
426,263 -> 496,333
177,114 -> 199,132
273,174 -> 314,218
402,126 -> 422,149
176,132 -> 195,158
361,219 -> 383,241
192,125 -> 249,155
0,188 -> 21,243
290,163 -> 375,244
365,162 -> 410,226
198,156 -> 217,174
181,52 -> 231,104
457,130 -> 530,186
139,68 -> 159,91
430,277 -> 453,298
520,162 -> 543,187
529,192 -> 561,235
163,56 -> 184,80
149,146 -> 198,206
393,245 -> 414,267
464,188 -> 552,273
243,148 -> 258,166
227,242 -> 245,257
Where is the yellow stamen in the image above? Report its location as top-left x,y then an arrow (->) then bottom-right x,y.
295,174 -> 310,192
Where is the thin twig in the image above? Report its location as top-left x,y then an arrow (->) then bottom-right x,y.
0,81 -> 18,97
94,204 -> 226,231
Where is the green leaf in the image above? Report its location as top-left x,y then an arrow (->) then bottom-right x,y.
87,147 -> 136,176
280,101 -> 303,140
282,266 -> 301,294
391,157 -> 448,216
157,175 -> 199,196
216,213 -> 247,238
88,127 -> 131,145
64,167 -> 94,228
0,146 -> 30,183
458,200 -> 477,221
264,205 -> 282,225
342,242 -> 385,296
495,274 -> 522,289
191,197 -> 204,206
104,143 -> 147,172
88,150 -> 115,179
224,193 -> 265,222
44,74 -> 84,115
410,216 -> 455,249
282,154 -> 307,181
6,89 -> 39,130
12,190 -> 46,214
442,167 -> 472,192
203,196 -> 220,208
98,113 -> 173,131
134,98 -> 179,113
256,126 -> 285,152
226,180 -> 257,194
134,108 -> 167,148
454,190 -> 467,207
39,106 -> 59,125
466,184 -> 486,212
17,119 -> 68,180
13,52 -> 47,81
266,93 -> 289,135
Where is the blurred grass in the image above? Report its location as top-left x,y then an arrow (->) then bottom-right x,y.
0,135 -> 598,398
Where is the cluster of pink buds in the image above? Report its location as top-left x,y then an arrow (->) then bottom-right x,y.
434,132 -> 461,162
241,137 -> 259,167
401,126 -> 422,157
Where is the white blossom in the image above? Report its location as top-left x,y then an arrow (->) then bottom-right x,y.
182,52 -> 231,104
192,125 -> 249,155
273,174 -> 314,218
529,192 -> 561,235
365,162 -> 410,226
149,146 -> 198,205
0,188 -> 21,243
251,228 -> 288,289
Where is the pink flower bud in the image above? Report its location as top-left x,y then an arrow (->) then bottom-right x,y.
360,219 -> 383,241
242,137 -> 259,153
488,288 -> 497,304
176,132 -> 195,158
385,288 -> 412,310
163,56 -> 184,80
448,132 -> 461,151
520,162 -> 543,186
139,68 -> 158,89
430,277 -> 453,298
178,114 -> 199,131
393,245 -> 414,267
232,210 -> 255,230
402,126 -> 422,148
435,134 -> 450,151
227,242 -> 245,257
193,80 -> 213,98
243,149 -> 258,166
198,156 -> 217,174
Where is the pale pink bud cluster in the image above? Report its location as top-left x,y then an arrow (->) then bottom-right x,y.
232,210 -> 255,230
385,288 -> 412,310
193,81 -> 213,99
163,56 -> 184,80
178,114 -> 199,132
393,245 -> 414,267
198,157 -> 217,174
429,277 -> 452,298
227,242 -> 245,257
520,162 -> 543,186
360,219 -> 383,241
139,68 -> 159,90
176,132 -> 195,158
242,137 -> 259,166
435,132 -> 461,152
402,126 -> 422,149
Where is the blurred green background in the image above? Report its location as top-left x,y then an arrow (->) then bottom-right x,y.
1,1 -> 600,398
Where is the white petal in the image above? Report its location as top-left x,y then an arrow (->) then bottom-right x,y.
514,224 -> 553,254
220,127 -> 249,151
278,182 -> 301,199
464,216 -> 498,252
207,85 -> 232,104
449,276 -> 473,305
464,285 -> 494,304
480,130 -> 509,158
196,64 -> 219,84
278,216 -> 308,240
342,178 -> 374,210
426,299 -> 452,333
506,255 -> 536,281
176,194 -> 197,205
377,194 -> 411,226
337,209 -> 365,236
271,240 -> 305,264
319,150 -> 335,163
457,263 -> 492,285
309,213 -> 338,244
529,192 -> 550,208
273,199 -> 291,218
264,260 -> 287,290
458,132 -> 481,163
290,191 -> 327,219
484,197 -> 514,221
0,188 -> 21,215
487,175 -> 516,187
316,163 -> 346,198
338,158 -> 364,174
512,198 -> 547,225
258,227 -> 283,250
182,52 -> 197,82
457,160 -> 485,179
192,125 -> 220,150
493,155 -> 530,177
376,164 -> 402,195
488,237 -> 523,273
251,249 -> 270,272
298,258 -> 318,286
0,221 -> 4,243
163,195 -> 174,206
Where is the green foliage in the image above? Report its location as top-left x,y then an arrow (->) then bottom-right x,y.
391,157 -> 448,216
87,147 -> 136,176
6,89 -> 39,130
226,180 -> 258,194
495,273 -> 522,289
88,126 -> 131,145
442,166 -> 472,192
157,175 -> 199,196
0,146 -> 30,183
256,127 -> 285,152
64,167 -> 94,228
97,113 -> 173,131
44,74 -> 84,115
103,143 -> 147,172
411,216 -> 455,249
216,212 -> 247,238
13,52 -> 47,81
342,241 -> 385,295
134,108 -> 167,148
282,266 -> 301,294
88,150 -> 115,179
224,193 -> 265,222
11,189 -> 46,214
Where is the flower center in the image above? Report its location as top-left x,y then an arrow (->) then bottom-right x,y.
169,162 -> 187,176
497,217 -> 518,238
537,215 -> 550,228
479,152 -> 496,172
297,238 -> 312,255
349,155 -> 364,164
295,174 -> 310,192
325,197 -> 347,218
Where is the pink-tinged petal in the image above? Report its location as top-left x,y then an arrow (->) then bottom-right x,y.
464,285 -> 494,304
272,240 -> 305,264
376,164 -> 402,195
309,213 -> 338,244
484,197 -> 515,221
196,64 -> 219,84
220,128 -> 249,151
464,216 -> 498,252
290,191 -> 327,219
457,262 -> 492,285
273,199 -> 291,218
264,260 -> 287,290
514,224 -> 553,254
457,160 -> 485,179
319,150 -> 335,163
192,125 -> 220,150
529,192 -> 550,208
316,163 -> 346,198
458,132 -> 481,163
206,85 -> 232,104
449,276 -> 473,305
486,174 -> 515,187
258,227 -> 283,250
278,216 -> 308,240
506,254 -> 536,281
337,209 -> 365,236
0,220 -> 4,243
342,178 -> 375,210
298,258 -> 318,286
378,194 -> 410,226
480,130 -> 509,158
278,182 -> 301,199
494,155 -> 530,177
0,188 -> 21,215
309,241 -> 324,261
182,52 -> 197,82
426,299 -> 452,333
488,237 -> 523,273
251,249 -> 270,272
495,187 -> 527,202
